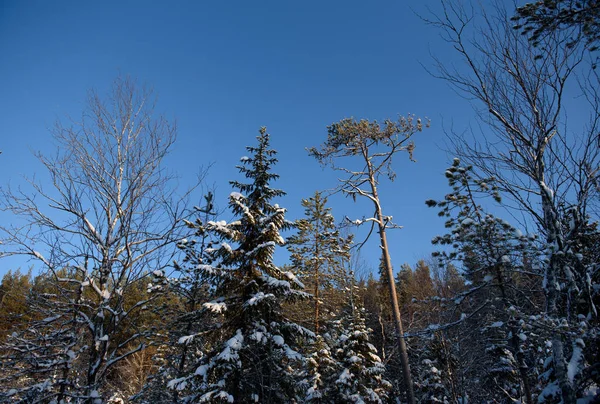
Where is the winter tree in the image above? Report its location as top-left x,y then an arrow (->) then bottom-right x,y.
301,334 -> 338,403
287,191 -> 353,334
309,116 -> 429,403
168,127 -> 314,403
0,76 -> 198,402
427,1 -> 600,401
512,0 -> 600,50
134,192 -> 218,403
328,301 -> 391,403
426,159 -> 544,402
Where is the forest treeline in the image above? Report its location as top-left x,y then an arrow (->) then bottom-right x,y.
1,1 -> 599,403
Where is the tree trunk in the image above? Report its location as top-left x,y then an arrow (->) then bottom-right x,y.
366,159 -> 415,403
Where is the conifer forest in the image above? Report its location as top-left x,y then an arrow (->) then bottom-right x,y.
0,1 -> 599,403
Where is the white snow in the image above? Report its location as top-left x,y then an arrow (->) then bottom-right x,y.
214,392 -> 234,403
245,241 -> 275,257
33,251 -> 49,266
230,192 -> 245,200
203,301 -> 227,313
336,368 -> 353,384
167,377 -> 187,391
282,271 -> 304,288
568,338 -> 585,383
195,364 -> 208,376
260,274 -> 291,289
178,335 -> 194,345
226,331 -> 243,350
245,292 -> 275,306
250,330 -> 265,343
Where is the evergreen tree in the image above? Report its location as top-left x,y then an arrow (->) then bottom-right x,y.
415,354 -> 450,404
287,191 -> 352,334
512,0 -> 600,50
427,159 -> 541,403
171,128 -> 313,403
329,306 -> 391,403
302,335 -> 337,403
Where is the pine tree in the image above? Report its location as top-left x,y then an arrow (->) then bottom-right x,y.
309,117 -> 429,403
287,191 -> 352,334
427,159 -> 540,403
172,127 -> 313,403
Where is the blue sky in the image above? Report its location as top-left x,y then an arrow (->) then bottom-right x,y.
0,0 -> 501,277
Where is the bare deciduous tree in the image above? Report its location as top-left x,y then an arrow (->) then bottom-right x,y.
0,77 -> 201,402
426,1 -> 600,401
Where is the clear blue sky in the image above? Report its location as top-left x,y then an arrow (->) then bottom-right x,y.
0,0 -> 503,277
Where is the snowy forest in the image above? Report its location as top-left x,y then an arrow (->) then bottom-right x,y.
0,1 -> 599,403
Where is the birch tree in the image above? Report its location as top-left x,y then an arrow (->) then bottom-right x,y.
0,76 -> 198,402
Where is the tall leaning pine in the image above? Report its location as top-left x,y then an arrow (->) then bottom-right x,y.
308,116 -> 429,403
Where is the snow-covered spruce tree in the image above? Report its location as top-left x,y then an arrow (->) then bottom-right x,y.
413,332 -> 458,404
170,127 -> 313,403
329,303 -> 391,404
415,357 -> 449,404
287,191 -> 352,334
301,334 -> 338,403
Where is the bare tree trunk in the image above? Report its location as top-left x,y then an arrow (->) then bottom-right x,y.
378,306 -> 387,362
366,154 -> 415,404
